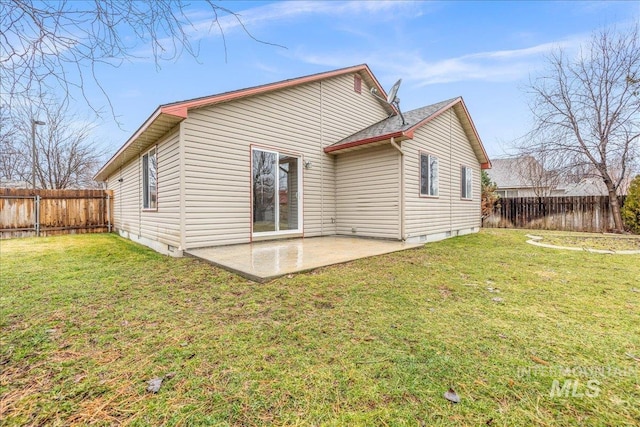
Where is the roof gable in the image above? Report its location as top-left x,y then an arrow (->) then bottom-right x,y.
95,64 -> 393,181
324,97 -> 491,169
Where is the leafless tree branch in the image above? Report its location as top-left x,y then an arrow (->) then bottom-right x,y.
518,24 -> 640,231
2,96 -> 106,188
0,0 -> 285,121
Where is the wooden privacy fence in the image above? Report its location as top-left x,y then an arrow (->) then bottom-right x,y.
483,196 -> 625,233
0,188 -> 113,239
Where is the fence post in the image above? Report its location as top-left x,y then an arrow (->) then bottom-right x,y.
106,193 -> 112,232
35,194 -> 41,237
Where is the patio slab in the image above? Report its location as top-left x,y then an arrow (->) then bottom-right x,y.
185,236 -> 423,282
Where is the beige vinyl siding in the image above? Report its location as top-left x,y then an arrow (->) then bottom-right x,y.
140,130 -> 181,246
107,156 -> 139,233
106,129 -> 181,247
182,73 -> 388,249
404,109 -> 481,238
336,144 -> 400,239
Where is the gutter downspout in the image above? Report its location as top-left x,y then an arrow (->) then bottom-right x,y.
449,110 -> 453,234
390,137 -> 405,241
178,121 -> 187,252
106,191 -> 111,232
319,81 -> 324,236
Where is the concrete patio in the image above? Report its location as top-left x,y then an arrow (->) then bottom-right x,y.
185,236 -> 423,282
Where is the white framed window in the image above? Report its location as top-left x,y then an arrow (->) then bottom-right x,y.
142,147 -> 157,209
461,166 -> 473,199
420,153 -> 438,196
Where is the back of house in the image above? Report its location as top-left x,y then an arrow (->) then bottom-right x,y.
95,64 -> 490,256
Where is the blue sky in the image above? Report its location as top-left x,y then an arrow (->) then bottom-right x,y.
87,0 -> 639,159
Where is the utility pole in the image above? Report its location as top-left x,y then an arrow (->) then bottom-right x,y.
31,119 -> 45,189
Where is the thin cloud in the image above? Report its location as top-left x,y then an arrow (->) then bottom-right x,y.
185,1 -> 422,40
132,1 -> 427,62
400,37 -> 584,86
291,36 -> 586,86
252,61 -> 281,74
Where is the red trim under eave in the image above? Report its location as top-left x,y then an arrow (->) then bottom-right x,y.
323,131 -> 408,153
161,105 -> 188,118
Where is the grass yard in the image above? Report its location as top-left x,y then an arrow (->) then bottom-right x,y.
1,229 -> 639,426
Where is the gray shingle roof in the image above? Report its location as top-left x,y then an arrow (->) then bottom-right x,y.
562,177 -> 620,196
485,157 -> 536,188
329,97 -> 460,146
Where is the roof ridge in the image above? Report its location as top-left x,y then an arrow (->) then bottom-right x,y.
403,97 -> 461,114
161,63 -> 371,108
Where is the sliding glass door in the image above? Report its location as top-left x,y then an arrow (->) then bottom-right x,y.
252,148 -> 301,235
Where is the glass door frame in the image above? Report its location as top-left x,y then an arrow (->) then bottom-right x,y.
251,146 -> 303,237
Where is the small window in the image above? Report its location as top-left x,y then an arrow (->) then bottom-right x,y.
420,153 -> 438,196
461,166 -> 473,199
354,75 -> 362,94
142,147 -> 157,209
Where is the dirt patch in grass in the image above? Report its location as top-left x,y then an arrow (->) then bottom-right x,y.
531,231 -> 640,251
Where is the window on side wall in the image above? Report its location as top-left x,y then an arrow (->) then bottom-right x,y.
142,147 -> 157,209
420,153 -> 438,197
461,166 -> 473,199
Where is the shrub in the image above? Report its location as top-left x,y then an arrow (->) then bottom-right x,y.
622,175 -> 640,234
481,170 -> 499,219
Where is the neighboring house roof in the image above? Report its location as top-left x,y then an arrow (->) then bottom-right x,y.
0,180 -> 30,189
489,157 -> 632,196
563,178 -> 608,196
95,64 -> 394,181
486,157 -> 541,189
563,176 -> 630,196
324,97 -> 491,169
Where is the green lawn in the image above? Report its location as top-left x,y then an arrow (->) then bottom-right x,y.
1,230 -> 639,426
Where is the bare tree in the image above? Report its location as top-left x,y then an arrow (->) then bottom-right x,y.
1,0 -> 281,117
525,24 -> 640,231
510,153 -> 565,197
0,104 -> 27,184
6,97 -> 105,189
629,74 -> 640,95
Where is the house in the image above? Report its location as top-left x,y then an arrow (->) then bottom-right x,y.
488,156 -> 630,198
563,176 -> 631,196
487,157 -> 565,197
95,64 -> 491,256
